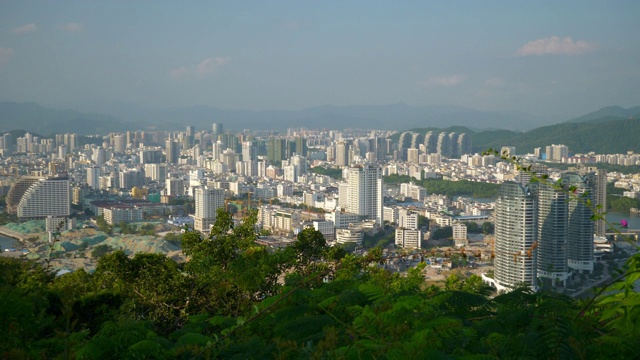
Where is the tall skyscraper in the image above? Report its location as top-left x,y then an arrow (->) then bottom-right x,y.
424,131 -> 437,154
346,165 -> 383,225
194,186 -> 225,233
594,169 -> 607,237
185,125 -> 195,149
536,182 -> 570,286
457,133 -> 471,157
564,172 -> 595,273
267,137 -> 286,162
86,166 -> 101,189
2,133 -> 12,155
407,148 -> 419,164
295,135 -> 308,157
242,141 -> 257,162
64,133 -> 78,151
436,132 -> 451,158
335,141 -> 349,167
448,132 -> 459,158
494,182 -> 538,292
113,134 -> 126,153
212,123 -> 223,139
165,139 -> 179,164
144,163 -> 167,182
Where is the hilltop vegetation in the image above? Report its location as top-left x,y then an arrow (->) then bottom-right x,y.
3,208 -> 640,358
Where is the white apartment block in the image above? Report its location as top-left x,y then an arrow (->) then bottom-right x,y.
325,210 -> 359,229
395,228 -> 422,249
452,222 -> 468,247
398,208 -> 419,230
345,165 -> 383,225
17,177 -> 70,220
312,220 -> 335,241
103,206 -> 145,225
383,206 -> 399,224
194,186 -> 225,233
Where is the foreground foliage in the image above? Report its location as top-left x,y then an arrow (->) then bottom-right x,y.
2,209 -> 640,359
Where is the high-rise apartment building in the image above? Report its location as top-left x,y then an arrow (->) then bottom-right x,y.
144,163 -> 167,182
345,165 -> 383,225
17,177 -> 70,220
86,166 -> 101,189
165,139 -> 179,164
212,123 -> 223,139
335,141 -> 349,167
165,178 -> 185,196
113,134 -> 126,153
545,144 -> 569,162
242,141 -> 257,162
564,172 -> 595,273
494,182 -> 538,292
594,169 -> 607,237
407,148 -> 419,164
64,133 -> 78,151
536,183 -> 570,286
436,132 -> 451,158
267,137 -> 287,162
457,133 -> 471,157
494,170 -> 598,292
294,135 -> 308,157
185,125 -> 195,149
194,186 -> 225,233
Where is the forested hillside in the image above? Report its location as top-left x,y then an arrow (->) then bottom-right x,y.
399,114 -> 640,155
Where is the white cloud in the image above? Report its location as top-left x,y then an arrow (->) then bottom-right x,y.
12,23 -> 37,34
516,36 -> 596,56
423,75 -> 465,87
170,57 -> 230,79
0,47 -> 15,66
60,23 -> 84,32
196,57 -> 229,75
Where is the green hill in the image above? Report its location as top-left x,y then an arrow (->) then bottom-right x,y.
395,112 -> 640,155
475,117 -> 640,154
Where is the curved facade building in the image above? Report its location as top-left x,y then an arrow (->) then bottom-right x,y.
17,177 -> 70,220
494,182 -> 538,292
6,176 -> 42,214
536,183 -> 570,286
564,172 -> 595,273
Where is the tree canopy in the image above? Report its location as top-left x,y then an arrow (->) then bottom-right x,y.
2,207 -> 640,358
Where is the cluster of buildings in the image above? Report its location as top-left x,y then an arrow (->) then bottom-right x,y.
485,167 -> 608,292
0,122 -> 633,290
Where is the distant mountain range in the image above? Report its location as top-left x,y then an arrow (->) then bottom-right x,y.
0,100 -> 638,154
0,101 -> 545,135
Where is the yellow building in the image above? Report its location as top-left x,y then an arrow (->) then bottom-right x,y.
131,186 -> 149,199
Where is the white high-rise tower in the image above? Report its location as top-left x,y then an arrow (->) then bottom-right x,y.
194,186 -> 225,233
346,165 -> 383,225
493,182 -> 538,292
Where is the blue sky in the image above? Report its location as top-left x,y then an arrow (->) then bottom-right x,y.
1,1 -> 639,121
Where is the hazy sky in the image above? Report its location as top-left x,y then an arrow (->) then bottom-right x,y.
1,1 -> 639,120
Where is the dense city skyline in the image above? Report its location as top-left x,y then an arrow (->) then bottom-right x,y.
1,1 -> 639,122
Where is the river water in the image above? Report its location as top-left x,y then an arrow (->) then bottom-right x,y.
0,234 -> 18,251
605,211 -> 640,231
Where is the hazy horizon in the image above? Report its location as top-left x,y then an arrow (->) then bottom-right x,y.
1,1 -> 639,122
